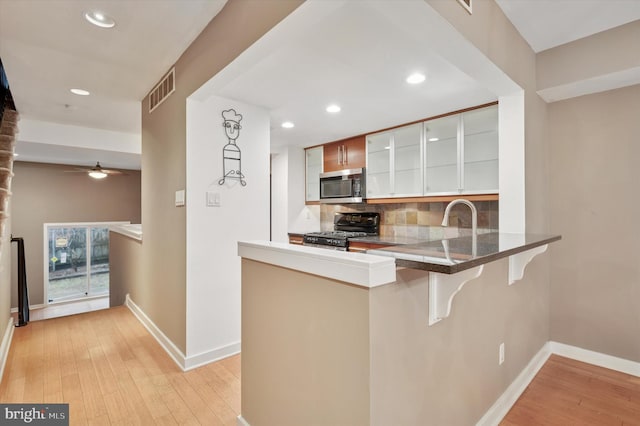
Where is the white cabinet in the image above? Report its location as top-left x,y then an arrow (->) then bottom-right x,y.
425,114 -> 458,194
305,146 -> 323,202
366,123 -> 422,198
462,106 -> 499,192
394,124 -> 423,196
366,133 -> 391,197
366,104 -> 498,199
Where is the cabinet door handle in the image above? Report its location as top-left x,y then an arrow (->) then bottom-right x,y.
338,145 -> 343,165
344,145 -> 348,165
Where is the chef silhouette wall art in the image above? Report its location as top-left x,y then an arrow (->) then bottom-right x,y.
218,108 -> 246,186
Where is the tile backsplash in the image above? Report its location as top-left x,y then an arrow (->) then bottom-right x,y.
321,200 -> 499,239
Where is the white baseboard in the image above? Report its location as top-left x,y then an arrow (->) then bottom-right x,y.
477,341 -> 640,425
125,294 -> 188,371
10,303 -> 45,313
184,342 -> 241,371
237,415 -> 250,426
476,342 -> 552,426
0,315 -> 15,383
549,341 -> 640,377
125,294 -> 240,372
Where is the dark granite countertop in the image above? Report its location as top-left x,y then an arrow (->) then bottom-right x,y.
347,235 -> 425,245
288,233 -> 426,246
368,232 -> 561,274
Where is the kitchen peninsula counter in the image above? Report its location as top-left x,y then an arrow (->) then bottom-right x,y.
238,233 -> 559,425
369,232 -> 561,274
238,241 -> 396,288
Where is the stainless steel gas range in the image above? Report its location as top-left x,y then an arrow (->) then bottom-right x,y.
303,212 -> 380,251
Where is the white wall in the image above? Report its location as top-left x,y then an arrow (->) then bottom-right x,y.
270,148 -> 288,243
498,92 -> 525,233
287,147 -> 321,235
0,200 -> 12,380
19,119 -> 141,154
271,145 -> 320,243
185,95 -> 270,364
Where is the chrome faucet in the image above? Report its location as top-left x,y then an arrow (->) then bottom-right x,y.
441,199 -> 478,257
441,198 -> 478,235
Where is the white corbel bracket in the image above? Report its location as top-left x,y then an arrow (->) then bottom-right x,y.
508,244 -> 548,285
428,265 -> 484,326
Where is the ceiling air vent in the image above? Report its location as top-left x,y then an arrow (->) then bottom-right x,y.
149,67 -> 175,113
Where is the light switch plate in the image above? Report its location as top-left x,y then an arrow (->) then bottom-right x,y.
175,189 -> 185,207
207,191 -> 220,207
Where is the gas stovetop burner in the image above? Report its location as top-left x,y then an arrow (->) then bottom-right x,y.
302,212 -> 380,250
305,231 -> 373,239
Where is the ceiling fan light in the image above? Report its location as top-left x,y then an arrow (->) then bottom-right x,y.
89,170 -> 107,179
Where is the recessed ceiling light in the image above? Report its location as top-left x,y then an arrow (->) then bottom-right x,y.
84,10 -> 116,28
406,72 -> 426,84
281,121 -> 295,129
428,137 -> 439,142
326,104 -> 341,113
13,153 -> 18,157
70,88 -> 90,96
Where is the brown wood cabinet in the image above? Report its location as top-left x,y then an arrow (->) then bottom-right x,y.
323,135 -> 366,172
288,234 -> 304,245
347,241 -> 391,253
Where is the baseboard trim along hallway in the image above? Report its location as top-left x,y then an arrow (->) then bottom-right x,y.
125,294 -> 188,370
125,294 -> 240,371
0,315 -> 15,384
477,341 -> 640,425
549,341 -> 640,377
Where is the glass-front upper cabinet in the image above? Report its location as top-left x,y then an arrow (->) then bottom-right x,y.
366,123 -> 422,198
462,104 -> 499,192
424,114 -> 459,194
365,103 -> 498,199
366,132 -> 391,198
393,123 -> 423,196
305,146 -> 323,202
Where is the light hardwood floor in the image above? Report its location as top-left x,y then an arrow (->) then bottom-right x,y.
2,307 -> 640,425
501,354 -> 640,425
0,306 -> 240,425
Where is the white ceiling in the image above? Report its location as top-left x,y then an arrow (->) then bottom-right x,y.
495,0 -> 640,53
213,1 -> 497,148
0,0 -> 226,169
1,0 -> 638,168
0,0 -> 226,134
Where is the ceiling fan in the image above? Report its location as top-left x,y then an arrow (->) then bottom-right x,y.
66,162 -> 125,179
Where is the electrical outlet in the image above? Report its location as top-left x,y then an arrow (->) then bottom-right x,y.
499,343 -> 505,365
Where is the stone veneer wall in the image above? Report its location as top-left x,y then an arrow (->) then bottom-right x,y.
320,200 -> 499,239
0,109 -> 18,245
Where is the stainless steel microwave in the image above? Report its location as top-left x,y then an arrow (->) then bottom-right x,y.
319,168 -> 365,204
